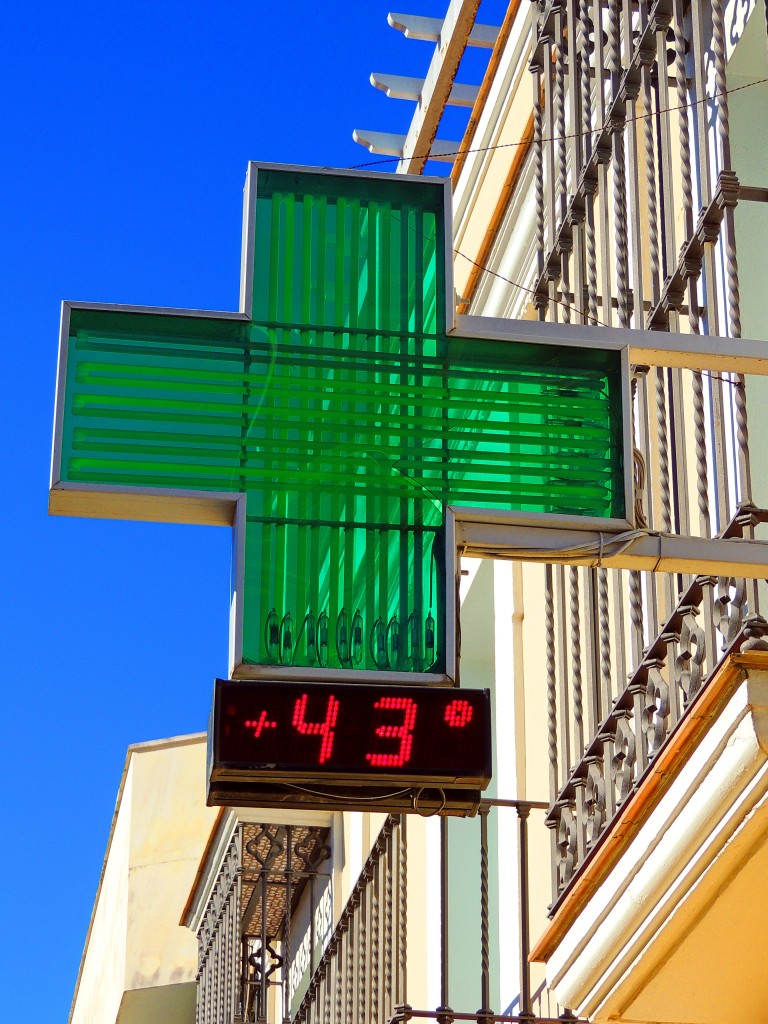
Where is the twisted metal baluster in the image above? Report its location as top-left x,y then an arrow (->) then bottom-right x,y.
608,0 -> 629,328
712,0 -> 758,619
612,124 -> 630,327
335,926 -> 343,1022
533,59 -> 546,318
327,958 -> 334,1024
629,569 -> 645,670
579,0 -> 599,324
579,0 -> 592,164
345,913 -> 354,1024
673,0 -> 706,373
555,15 -> 568,225
398,816 -> 407,1006
358,886 -> 367,1024
546,564 -> 559,801
557,12 -> 572,330
384,834 -> 393,1015
655,374 -> 671,540
479,809 -> 491,1015
570,566 -> 584,758
584,184 -> 599,325
371,859 -> 379,1024
598,567 -> 612,714
544,32 -> 558,322
654,366 -> 676,618
561,253 -> 572,322
641,64 -> 660,312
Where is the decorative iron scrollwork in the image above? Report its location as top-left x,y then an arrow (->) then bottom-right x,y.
611,712 -> 636,804
584,757 -> 606,848
715,576 -> 742,648
293,826 -> 331,872
246,825 -> 286,868
247,938 -> 283,982
644,657 -> 670,758
556,802 -> 578,891
675,603 -> 706,703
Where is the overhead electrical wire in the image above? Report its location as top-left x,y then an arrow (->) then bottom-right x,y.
453,250 -> 748,389
344,75 -> 768,393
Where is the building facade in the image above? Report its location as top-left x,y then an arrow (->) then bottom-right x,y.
70,1 -> 768,1022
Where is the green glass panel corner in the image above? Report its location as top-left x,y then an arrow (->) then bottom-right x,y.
251,167 -> 446,337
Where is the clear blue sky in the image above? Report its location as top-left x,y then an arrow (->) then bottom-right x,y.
0,1 -> 504,1018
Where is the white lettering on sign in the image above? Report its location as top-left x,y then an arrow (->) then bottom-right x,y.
289,882 -> 334,1004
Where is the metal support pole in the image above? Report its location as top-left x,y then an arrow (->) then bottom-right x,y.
437,816 -> 453,1022
478,807 -> 492,1017
517,806 -> 534,1024
258,870 -> 268,1024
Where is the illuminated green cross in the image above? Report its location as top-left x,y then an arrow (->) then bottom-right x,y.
50,163 -> 625,679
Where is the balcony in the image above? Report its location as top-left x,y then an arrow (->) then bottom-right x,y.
533,649 -> 768,1022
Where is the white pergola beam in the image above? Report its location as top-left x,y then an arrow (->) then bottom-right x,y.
351,129 -> 405,158
371,72 -> 479,107
352,129 -> 459,162
388,11 -> 499,47
395,0 -> 482,173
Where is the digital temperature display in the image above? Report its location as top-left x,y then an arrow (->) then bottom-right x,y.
209,679 -> 492,792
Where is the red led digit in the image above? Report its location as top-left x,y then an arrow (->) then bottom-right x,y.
366,697 -> 418,768
444,699 -> 473,728
292,693 -> 339,764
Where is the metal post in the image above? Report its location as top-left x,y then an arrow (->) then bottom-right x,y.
478,807 -> 492,1019
517,805 -> 534,1024
436,816 -> 453,1022
283,832 -> 292,1024
258,870 -> 268,1024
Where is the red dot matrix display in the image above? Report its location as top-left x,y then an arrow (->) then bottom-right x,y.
215,679 -> 491,783
365,696 -> 417,767
291,693 -> 339,763
444,699 -> 473,727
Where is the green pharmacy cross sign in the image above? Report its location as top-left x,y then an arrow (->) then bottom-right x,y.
50,164 -> 628,682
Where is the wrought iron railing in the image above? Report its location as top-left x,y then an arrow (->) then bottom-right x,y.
544,508 -> 768,904
294,815 -> 407,1024
513,0 -> 768,910
193,822 -> 332,1024
292,803 -> 576,1024
195,828 -> 242,1024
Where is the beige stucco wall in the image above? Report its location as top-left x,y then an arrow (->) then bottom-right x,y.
70,734 -> 218,1024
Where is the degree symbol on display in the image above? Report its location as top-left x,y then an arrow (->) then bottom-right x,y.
444,699 -> 473,728
245,710 -> 277,737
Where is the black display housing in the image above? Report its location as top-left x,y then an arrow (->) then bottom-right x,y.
208,678 -> 492,815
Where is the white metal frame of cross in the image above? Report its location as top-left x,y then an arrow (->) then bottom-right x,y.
50,162 -> 768,684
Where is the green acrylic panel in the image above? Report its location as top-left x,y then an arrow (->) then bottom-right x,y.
55,166 -> 625,675
251,168 -> 445,335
